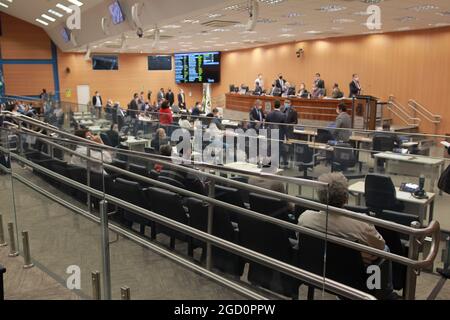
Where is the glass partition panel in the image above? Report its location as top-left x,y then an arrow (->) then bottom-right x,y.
8,131 -> 104,299
0,127 -> 16,248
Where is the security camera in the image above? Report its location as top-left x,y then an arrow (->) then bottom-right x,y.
296,48 -> 304,58
137,27 -> 144,38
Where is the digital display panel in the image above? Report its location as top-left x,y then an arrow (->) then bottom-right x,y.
174,52 -> 221,84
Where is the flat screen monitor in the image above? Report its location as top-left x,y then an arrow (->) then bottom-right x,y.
61,27 -> 71,43
109,1 -> 125,25
174,52 -> 221,84
92,55 -> 119,70
148,55 -> 172,71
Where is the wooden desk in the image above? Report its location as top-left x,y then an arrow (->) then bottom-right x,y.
349,180 -> 436,224
374,152 -> 445,192
225,93 -> 352,122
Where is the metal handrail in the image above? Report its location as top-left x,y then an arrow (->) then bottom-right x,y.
408,100 -> 442,124
1,127 -> 441,262
0,122 -> 442,299
387,96 -> 421,127
10,168 -> 375,300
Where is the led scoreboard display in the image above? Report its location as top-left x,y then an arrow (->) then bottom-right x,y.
175,52 -> 221,84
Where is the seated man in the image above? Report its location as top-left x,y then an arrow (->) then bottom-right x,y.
298,172 -> 397,300
70,129 -> 113,174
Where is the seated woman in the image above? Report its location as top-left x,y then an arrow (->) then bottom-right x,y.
298,172 -> 398,300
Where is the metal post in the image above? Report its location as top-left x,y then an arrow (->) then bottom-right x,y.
21,231 -> 34,269
91,271 -> 101,300
404,221 -> 421,300
7,222 -> 18,257
206,180 -> 215,271
86,147 -> 91,213
0,214 -> 7,247
121,287 -> 131,300
100,200 -> 112,300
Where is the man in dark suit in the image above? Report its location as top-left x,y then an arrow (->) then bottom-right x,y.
349,74 -> 362,97
275,74 -> 286,91
166,88 -> 175,107
314,73 -> 325,90
249,99 -> 265,131
92,91 -> 103,119
128,93 -> 139,118
128,93 -> 140,136
178,89 -> 187,110
282,99 -> 298,140
266,100 -> 287,167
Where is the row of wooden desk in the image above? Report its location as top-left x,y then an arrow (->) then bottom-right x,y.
225,93 -> 352,122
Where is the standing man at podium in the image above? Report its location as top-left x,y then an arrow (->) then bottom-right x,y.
349,74 -> 362,97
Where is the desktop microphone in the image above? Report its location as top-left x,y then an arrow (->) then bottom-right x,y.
413,175 -> 428,199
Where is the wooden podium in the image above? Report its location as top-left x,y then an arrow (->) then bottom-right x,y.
352,95 -> 379,131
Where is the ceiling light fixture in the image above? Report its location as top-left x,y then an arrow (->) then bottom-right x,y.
48,9 -> 63,18
56,3 -> 73,14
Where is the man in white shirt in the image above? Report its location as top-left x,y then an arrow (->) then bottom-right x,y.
70,129 -> 113,174
255,74 -> 264,90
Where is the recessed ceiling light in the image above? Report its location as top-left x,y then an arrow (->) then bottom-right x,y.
41,14 -> 56,22
305,30 -> 322,34
259,0 -> 286,5
162,25 -> 181,29
48,9 -> 63,18
281,28 -> 292,32
318,5 -> 346,13
212,28 -> 230,32
279,34 -> 295,38
207,13 -> 223,18
68,0 -> 84,6
183,19 -> 200,24
333,18 -> 355,24
35,18 -> 49,26
282,12 -> 304,18
56,3 -> 73,14
0,1 -> 9,9
257,18 -> 277,23
409,5 -> 439,12
437,11 -> 450,16
397,26 -> 411,31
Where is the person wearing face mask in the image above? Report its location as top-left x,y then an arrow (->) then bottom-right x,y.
275,74 -> 286,92
282,99 -> 298,140
349,74 -> 362,97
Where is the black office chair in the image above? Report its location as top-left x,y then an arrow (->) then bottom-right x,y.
129,163 -> 149,176
316,129 -> 334,144
100,133 -> 113,147
293,144 -> 320,179
148,187 -> 191,254
372,134 -> 398,169
297,233 -> 368,299
238,213 -> 300,298
374,210 -> 418,291
331,143 -> 364,179
185,197 -> 245,276
110,178 -> 154,236
372,134 -> 397,153
365,174 -> 405,213
248,193 -> 293,223
215,185 -> 246,223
